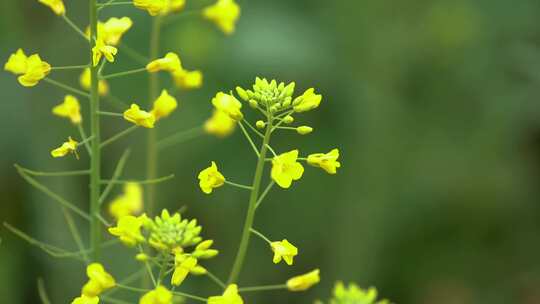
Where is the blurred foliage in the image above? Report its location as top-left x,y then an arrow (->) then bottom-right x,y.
2,0 -> 540,303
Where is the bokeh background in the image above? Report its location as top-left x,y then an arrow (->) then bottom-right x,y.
2,0 -> 540,303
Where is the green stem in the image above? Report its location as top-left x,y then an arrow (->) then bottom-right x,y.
255,181 -> 275,209
156,126 -> 204,151
238,121 -> 260,157
227,115 -> 273,284
43,78 -> 90,98
101,67 -> 146,80
99,149 -> 131,205
61,15 -> 90,42
78,124 -> 92,156
100,174 -> 174,185
250,228 -> 272,245
238,284 -> 287,293
16,165 -> 89,177
118,42 -> 149,64
205,270 -> 226,289
224,180 -> 253,190
51,64 -> 89,70
97,111 -> 123,116
37,278 -> 52,304
100,126 -> 138,148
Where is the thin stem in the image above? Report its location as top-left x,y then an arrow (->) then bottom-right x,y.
118,42 -> 149,64
137,245 -> 157,286
250,228 -> 272,245
77,135 -> 95,148
238,284 -> 287,293
100,174 -> 174,185
97,1 -> 132,8
101,67 -> 147,80
205,270 -> 226,289
242,119 -> 264,138
97,111 -> 123,117
265,144 -> 277,157
224,180 -> 253,190
15,165 -> 89,177
51,64 -> 89,70
43,78 -> 90,98
61,15 -> 90,42
101,296 -> 132,304
156,126 -> 204,151
77,124 -> 92,156
271,110 -> 294,132
273,126 -> 296,130
100,126 -> 139,148
255,181 -> 275,209
115,284 -> 207,302
106,94 -> 130,110
162,10 -> 202,26
102,269 -> 146,297
238,120 -> 260,157
99,149 -> 131,205
61,207 -> 90,263
37,278 -> 52,304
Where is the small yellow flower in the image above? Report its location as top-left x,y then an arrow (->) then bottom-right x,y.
71,295 -> 99,304
4,49 -> 28,75
293,88 -> 322,112
17,54 -> 51,87
296,126 -> 313,135
109,182 -> 144,220
163,0 -> 186,14
172,69 -> 203,89
52,95 -> 82,124
139,286 -> 173,304
80,68 -> 109,96
198,161 -> 226,194
203,0 -> 241,35
51,137 -> 78,158
151,90 -> 178,120
211,92 -> 243,121
286,269 -> 320,291
108,215 -> 146,246
271,150 -> 304,189
38,0 -> 65,15
82,263 -> 116,297
133,0 -> 168,16
171,255 -> 198,286
307,149 -> 341,174
92,38 -> 118,67
204,110 -> 236,138
124,104 -> 156,128
207,284 -> 243,304
270,239 -> 298,265
101,17 -> 133,46
146,52 -> 182,73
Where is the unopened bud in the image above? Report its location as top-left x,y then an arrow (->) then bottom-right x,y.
283,115 -> 294,124
256,120 -> 266,129
297,126 -> 313,135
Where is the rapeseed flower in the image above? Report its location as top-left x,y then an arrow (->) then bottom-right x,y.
146,52 -> 182,73
51,137 -> 78,158
207,284 -> 243,304
139,286 -> 172,304
4,49 -> 28,74
287,269 -> 320,291
52,95 -> 82,124
271,150 -> 304,188
204,110 -> 236,138
203,0 -> 241,35
293,88 -> 322,112
100,17 -> 133,46
198,162 -> 225,194
38,0 -> 65,15
124,104 -> 155,128
109,182 -> 144,220
211,92 -> 243,120
270,239 -> 298,265
80,68 -> 109,96
108,215 -> 146,246
172,69 -> 203,89
151,90 -> 178,120
17,54 -> 51,87
307,149 -> 341,174
82,263 -> 116,297
71,295 -> 99,304
92,38 -> 118,66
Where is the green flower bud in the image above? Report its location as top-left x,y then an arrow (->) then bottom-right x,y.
249,99 -> 258,108
284,82 -> 295,97
256,120 -> 266,129
297,126 -> 313,135
283,115 -> 294,124
282,96 -> 292,107
236,86 -> 249,101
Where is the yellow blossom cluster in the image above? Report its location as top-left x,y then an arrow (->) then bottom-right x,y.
71,263 -> 116,304
4,49 -> 51,87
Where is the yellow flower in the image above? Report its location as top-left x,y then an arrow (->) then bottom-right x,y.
198,161 -> 226,194
109,182 -> 144,220
80,68 -> 109,96
4,49 -> 28,75
163,0 -> 186,14
296,126 -> 313,135
270,239 -> 298,265
82,263 -> 116,297
38,0 -> 65,15
52,95 -> 82,124
204,110 -> 236,138
307,149 -> 341,174
207,284 -> 243,304
171,255 -> 198,286
51,137 -> 78,158
71,295 -> 99,304
133,0 -> 168,16
211,92 -> 243,121
271,150 -> 304,189
146,52 -> 182,73
203,0 -> 241,35
139,286 -> 173,304
108,215 -> 145,246
151,90 -> 178,120
172,69 -> 203,89
101,17 -> 133,46
17,54 -> 51,87
293,88 -> 322,112
286,269 -> 320,291
124,104 -> 156,128
92,38 -> 118,67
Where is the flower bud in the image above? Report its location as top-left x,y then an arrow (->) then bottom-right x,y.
297,126 -> 313,135
248,99 -> 258,108
136,253 -> 149,262
283,115 -> 294,124
236,86 -> 249,101
256,120 -> 266,129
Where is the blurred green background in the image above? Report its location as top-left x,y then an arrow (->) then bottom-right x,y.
2,0 -> 540,303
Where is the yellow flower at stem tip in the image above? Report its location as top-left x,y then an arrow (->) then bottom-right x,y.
4,49 -> 28,75
51,137 -> 78,158
80,68 -> 109,96
271,239 -> 298,265
173,69 -> 203,89
198,161 -> 226,194
171,256 -> 199,286
139,286 -> 173,304
271,150 -> 304,189
203,0 -> 241,35
124,104 -> 156,128
293,88 -> 322,112
108,215 -> 145,246
38,0 -> 65,15
71,295 -> 99,304
109,182 -> 144,220
151,90 -> 178,120
207,284 -> 243,304
101,17 -> 133,46
17,54 -> 51,87
287,269 -> 321,291
211,92 -> 243,120
82,263 -> 116,297
146,52 -> 182,73
52,95 -> 82,124
204,110 -> 236,138
307,148 -> 341,174
133,0 -> 168,16
92,38 -> 118,67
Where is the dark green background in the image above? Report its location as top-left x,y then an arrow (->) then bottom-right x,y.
2,0 -> 540,303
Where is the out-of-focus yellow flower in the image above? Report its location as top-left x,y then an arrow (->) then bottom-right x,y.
51,137 -> 78,158
71,295 -> 99,304
163,0 -> 186,14
211,92 -> 243,121
198,161 -> 225,194
287,269 -> 320,291
4,49 -> 28,75
331,282 -> 390,304
101,17 -> 133,46
82,263 -> 116,297
124,104 -> 155,128
38,0 -> 65,15
271,150 -> 304,189
204,110 -> 236,138
109,182 -> 144,220
171,255 -> 198,286
133,0 -> 167,16
146,52 -> 182,73
151,90 -> 178,120
271,239 -> 298,265
92,38 -> 118,67
172,69 -> 203,89
108,215 -> 145,246
307,149 -> 341,174
18,54 -> 51,87
80,68 -> 109,96
203,0 -> 241,35
52,95 -> 82,124
293,88 -> 322,112
207,284 -> 243,304
139,286 -> 173,304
